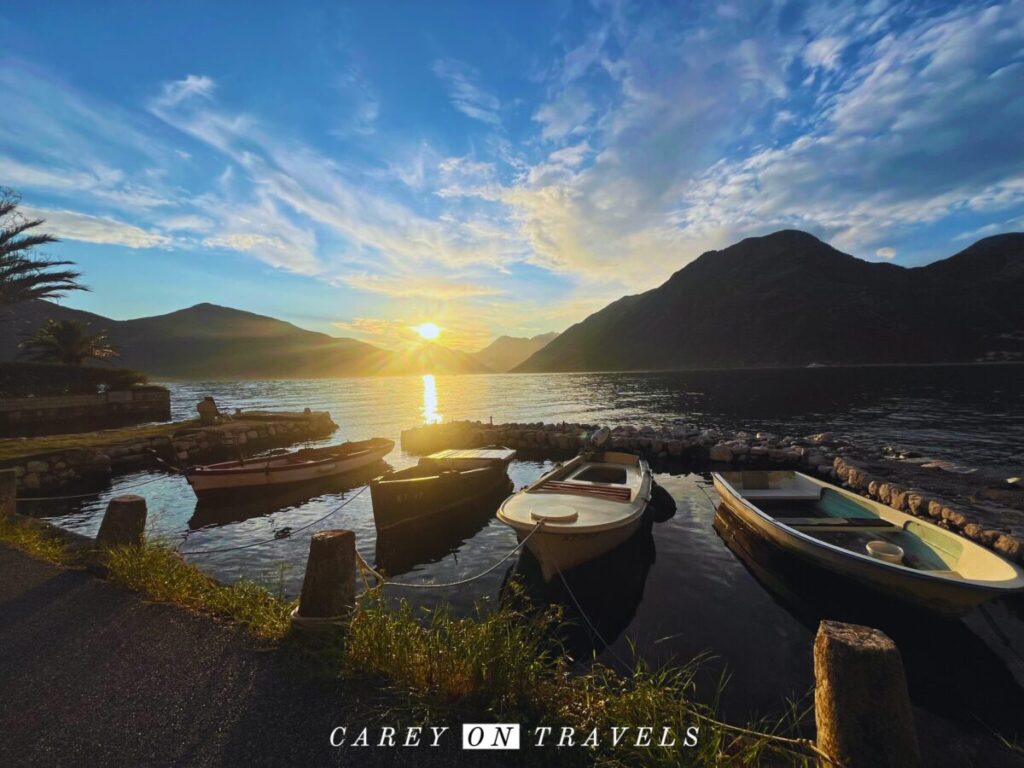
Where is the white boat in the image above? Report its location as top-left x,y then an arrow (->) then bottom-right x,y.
498,450 -> 653,581
713,470 -> 1024,616
185,438 -> 394,497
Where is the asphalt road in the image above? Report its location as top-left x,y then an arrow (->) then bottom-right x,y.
0,545 -> 519,768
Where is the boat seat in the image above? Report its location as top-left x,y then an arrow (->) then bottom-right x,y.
532,479 -> 632,502
741,487 -> 822,501
782,517 -> 896,528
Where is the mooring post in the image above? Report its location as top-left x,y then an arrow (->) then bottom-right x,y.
96,494 -> 148,547
0,469 -> 15,518
297,529 -> 356,619
814,620 -> 921,768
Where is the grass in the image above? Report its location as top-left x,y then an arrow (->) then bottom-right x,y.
0,515 -> 72,565
101,543 -> 295,640
0,527 -> 822,765
0,419 -> 200,462
344,590 -> 821,766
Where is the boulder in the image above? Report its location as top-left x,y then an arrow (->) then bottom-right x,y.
709,444 -> 734,462
26,460 -> 49,475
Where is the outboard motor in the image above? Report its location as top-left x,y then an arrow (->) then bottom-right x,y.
582,426 -> 611,461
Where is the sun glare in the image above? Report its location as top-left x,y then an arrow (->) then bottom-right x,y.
414,322 -> 441,340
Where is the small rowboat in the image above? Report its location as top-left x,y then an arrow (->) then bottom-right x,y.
185,438 -> 394,498
498,450 -> 652,581
712,470 -> 1024,616
370,447 -> 516,531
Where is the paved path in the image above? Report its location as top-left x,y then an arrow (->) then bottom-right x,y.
0,545 -> 513,768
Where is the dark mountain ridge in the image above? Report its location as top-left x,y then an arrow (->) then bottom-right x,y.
515,230 -> 1024,372
0,302 -> 488,378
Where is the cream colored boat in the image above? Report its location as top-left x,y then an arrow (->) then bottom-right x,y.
498,450 -> 653,581
712,470 -> 1024,616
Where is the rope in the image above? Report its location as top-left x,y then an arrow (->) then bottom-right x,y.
554,563 -> 635,670
355,520 -> 545,589
16,474 -> 169,502
178,485 -> 369,556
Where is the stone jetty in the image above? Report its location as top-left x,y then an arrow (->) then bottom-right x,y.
1,409 -> 337,495
401,419 -> 1024,564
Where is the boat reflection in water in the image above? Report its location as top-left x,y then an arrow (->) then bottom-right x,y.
503,512 -> 657,664
187,461 -> 388,530
713,505 -> 1024,738
373,484 -> 510,577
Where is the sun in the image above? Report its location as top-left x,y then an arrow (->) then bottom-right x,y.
413,322 -> 441,341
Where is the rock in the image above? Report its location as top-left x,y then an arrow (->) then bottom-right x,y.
906,493 -> 929,515
12,466 -> 25,478
927,500 -> 945,519
940,506 -> 969,528
994,535 -> 1023,562
877,483 -> 893,504
26,460 -> 49,474
867,480 -> 881,497
177,451 -> 189,461
889,487 -> 909,511
667,440 -> 683,458
246,430 -> 259,440
817,464 -> 834,475
749,444 -> 769,457
709,444 -> 734,462
22,473 -> 40,490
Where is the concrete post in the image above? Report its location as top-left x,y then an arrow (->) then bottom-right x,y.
96,494 -> 148,547
0,469 -> 16,518
297,530 -> 356,618
814,620 -> 921,768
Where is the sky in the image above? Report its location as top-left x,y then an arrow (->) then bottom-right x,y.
2,0 -> 1023,351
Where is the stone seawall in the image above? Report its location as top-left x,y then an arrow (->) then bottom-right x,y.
2,410 -> 337,495
401,420 -> 1024,564
0,386 -> 172,437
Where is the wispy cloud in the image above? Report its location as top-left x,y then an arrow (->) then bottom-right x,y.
21,206 -> 170,248
432,58 -> 502,126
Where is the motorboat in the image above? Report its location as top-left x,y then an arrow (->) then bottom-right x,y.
370,447 -> 516,531
497,448 -> 653,581
712,470 -> 1024,616
184,438 -> 394,498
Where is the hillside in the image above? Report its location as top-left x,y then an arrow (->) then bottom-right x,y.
472,332 -> 558,372
515,230 -> 1024,372
0,302 -> 488,378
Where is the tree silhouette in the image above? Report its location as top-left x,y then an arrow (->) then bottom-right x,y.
19,318 -> 120,366
1,187 -> 85,308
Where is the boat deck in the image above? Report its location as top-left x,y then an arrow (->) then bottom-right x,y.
759,493 -> 961,572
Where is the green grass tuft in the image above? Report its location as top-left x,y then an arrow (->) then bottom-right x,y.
102,543 -> 294,640
0,515 -> 72,564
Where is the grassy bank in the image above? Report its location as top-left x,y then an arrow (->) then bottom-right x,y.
0,529 -> 821,765
0,419 -> 199,462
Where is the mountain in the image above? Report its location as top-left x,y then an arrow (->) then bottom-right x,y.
0,302 -> 488,378
472,332 -> 559,372
515,230 -> 1024,372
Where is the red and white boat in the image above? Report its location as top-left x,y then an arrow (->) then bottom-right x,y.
185,438 -> 394,497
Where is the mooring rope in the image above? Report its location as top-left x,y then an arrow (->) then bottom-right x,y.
554,563 -> 635,670
177,485 -> 369,556
16,474 -> 169,502
355,520 -> 545,589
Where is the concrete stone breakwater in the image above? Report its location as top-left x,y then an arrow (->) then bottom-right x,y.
400,420 -> 1024,565
2,410 -> 338,495
402,420 -> 842,468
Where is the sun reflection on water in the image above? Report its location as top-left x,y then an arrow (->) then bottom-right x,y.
422,374 -> 442,424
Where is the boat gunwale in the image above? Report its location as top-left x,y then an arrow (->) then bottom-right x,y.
712,471 -> 1024,593
189,439 -> 394,477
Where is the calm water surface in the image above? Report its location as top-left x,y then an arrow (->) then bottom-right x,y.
30,366 -> 1024,735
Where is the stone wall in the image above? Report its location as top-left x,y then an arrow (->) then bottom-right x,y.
2,410 -> 338,495
0,386 -> 172,437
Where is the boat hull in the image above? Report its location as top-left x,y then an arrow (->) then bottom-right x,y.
370,464 -> 512,531
713,473 -> 1023,616
186,439 -> 394,497
517,514 -> 646,582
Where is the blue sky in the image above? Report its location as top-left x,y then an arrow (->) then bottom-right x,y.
2,0 -> 1023,350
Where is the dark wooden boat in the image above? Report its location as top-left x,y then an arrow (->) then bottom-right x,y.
370,447 -> 515,531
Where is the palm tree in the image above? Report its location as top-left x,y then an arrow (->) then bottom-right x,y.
19,318 -> 120,366
1,187 -> 86,308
